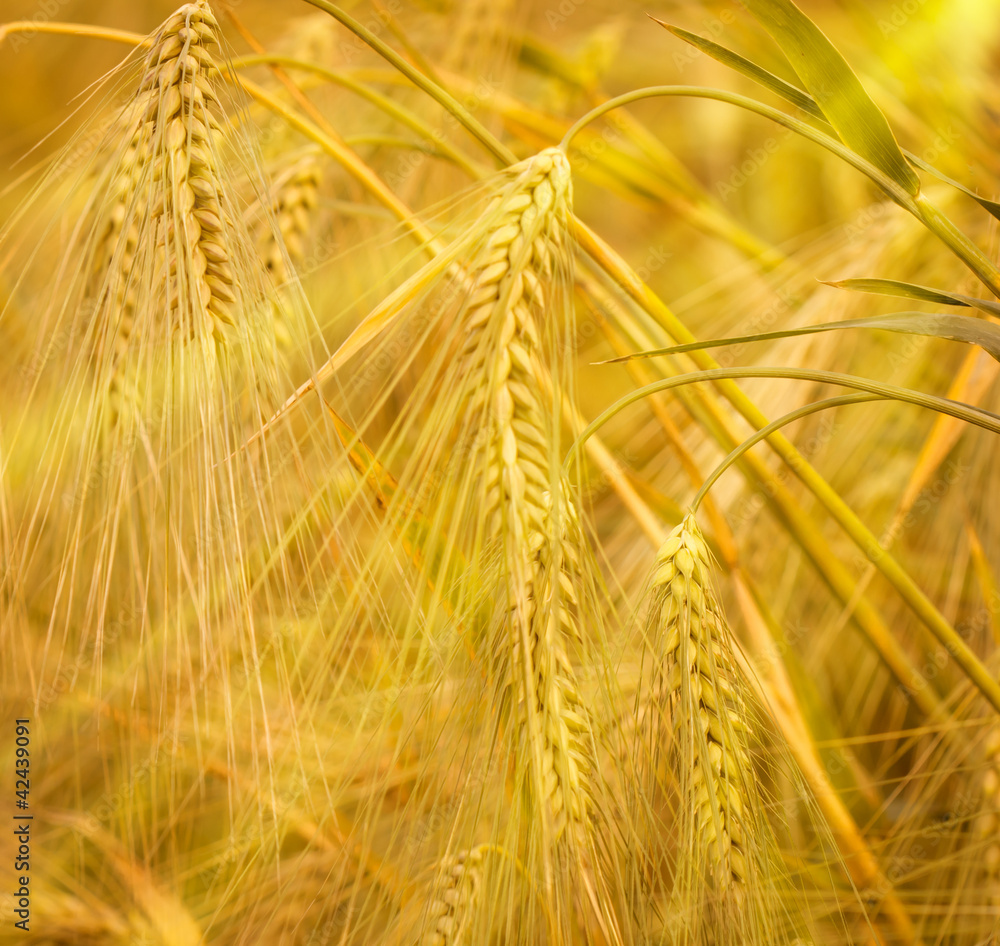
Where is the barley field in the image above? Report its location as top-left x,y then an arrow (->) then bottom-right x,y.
1,1 -> 999,944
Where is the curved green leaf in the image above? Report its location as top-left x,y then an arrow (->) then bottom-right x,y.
904,152 -> 1000,221
738,0 -> 920,195
823,278 -> 1000,317
653,19 -> 825,120
569,364 -> 1000,716
655,19 -> 1000,222
597,311 -> 1000,364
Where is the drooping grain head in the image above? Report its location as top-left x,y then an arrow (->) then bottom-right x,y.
80,0 -> 291,431
456,147 -> 572,554
649,514 -> 756,896
455,151 -> 588,831
134,1 -> 236,342
251,150 -> 323,350
4,0 -> 300,717
644,517 -> 814,942
89,1 -> 240,409
516,489 -> 593,845
421,846 -> 485,946
336,146 -> 611,937
260,153 -> 322,286
446,151 -> 611,933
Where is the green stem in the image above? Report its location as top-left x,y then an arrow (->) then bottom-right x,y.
912,194 -> 1000,297
568,365 -> 1000,714
576,266 -> 954,720
300,0 -> 516,165
559,86 -> 913,204
231,53 -> 484,179
560,86 -> 1000,296
571,218 -> 1000,713
690,393 -> 882,512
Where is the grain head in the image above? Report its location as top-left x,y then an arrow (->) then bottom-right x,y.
645,514 -> 792,944
421,846 -> 486,946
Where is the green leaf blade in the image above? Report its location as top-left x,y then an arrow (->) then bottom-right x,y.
739,0 -> 921,196
655,20 -> 825,120
598,312 -> 1000,364
824,277 -> 1000,317
905,151 -> 1000,221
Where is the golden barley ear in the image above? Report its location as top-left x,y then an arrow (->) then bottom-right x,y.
644,514 -> 797,944
443,149 -> 630,943
446,152 -> 588,831
0,1 -> 330,808
259,150 -> 323,286
134,1 -> 239,340
651,517 -> 755,889
322,147 -> 626,943
93,2 -> 230,353
256,149 -> 324,348
76,0 -> 293,433
420,846 -> 486,946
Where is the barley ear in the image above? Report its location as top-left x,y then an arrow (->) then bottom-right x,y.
136,1 -> 237,344
258,150 -> 323,348
420,846 -> 486,946
453,149 -> 624,941
259,151 -> 322,286
449,149 -> 590,851
648,514 -> 789,943
81,0 -> 289,434
455,150 -> 594,850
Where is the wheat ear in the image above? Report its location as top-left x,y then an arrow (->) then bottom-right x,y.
259,151 -> 322,285
82,0 -> 279,435
444,150 -> 631,946
91,126 -> 144,423
421,846 -> 486,946
93,2 -> 236,369
257,151 -> 322,348
648,514 -> 783,942
458,149 -> 593,844
145,2 -> 236,341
